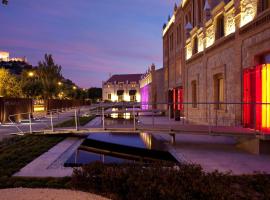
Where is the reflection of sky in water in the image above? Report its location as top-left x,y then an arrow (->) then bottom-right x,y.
87,132 -> 146,148
65,150 -> 131,166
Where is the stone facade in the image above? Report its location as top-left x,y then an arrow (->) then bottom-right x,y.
139,64 -> 165,110
163,0 -> 270,126
102,74 -> 141,102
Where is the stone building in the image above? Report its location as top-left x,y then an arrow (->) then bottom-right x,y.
163,0 -> 270,131
102,74 -> 142,102
139,64 -> 165,110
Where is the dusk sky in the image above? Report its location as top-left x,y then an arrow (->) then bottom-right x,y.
0,0 -> 177,88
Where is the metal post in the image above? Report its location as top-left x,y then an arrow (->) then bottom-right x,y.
152,112 -> 154,127
102,107 -> 105,130
133,105 -> 136,131
29,113 -> 32,134
169,106 -> 171,121
215,107 -> 218,126
75,109 -> 78,131
208,104 -> 211,134
50,111 -> 54,132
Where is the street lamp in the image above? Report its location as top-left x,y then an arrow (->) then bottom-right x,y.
28,71 -> 34,77
72,86 -> 77,90
58,81 -> 63,86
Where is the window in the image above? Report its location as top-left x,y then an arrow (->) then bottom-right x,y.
258,0 -> 270,12
216,14 -> 224,40
131,82 -> 136,88
108,94 -> 111,100
214,74 -> 224,110
191,80 -> 197,108
130,95 -> 136,102
192,37 -> 198,55
118,82 -> 124,88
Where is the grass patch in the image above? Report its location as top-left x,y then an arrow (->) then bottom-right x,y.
55,116 -> 95,128
0,135 -> 70,189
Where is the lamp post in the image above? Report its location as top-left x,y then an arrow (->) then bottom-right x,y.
28,71 -> 34,77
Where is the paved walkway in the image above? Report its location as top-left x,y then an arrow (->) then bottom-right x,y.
14,137 -> 83,177
156,133 -> 270,174
0,106 -> 93,141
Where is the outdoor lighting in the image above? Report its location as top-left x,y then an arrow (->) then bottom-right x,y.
58,81 -> 63,86
72,86 -> 77,90
28,71 -> 34,77
243,64 -> 270,132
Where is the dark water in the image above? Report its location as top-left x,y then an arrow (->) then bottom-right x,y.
64,132 -> 177,167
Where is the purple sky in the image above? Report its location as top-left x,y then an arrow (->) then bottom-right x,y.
0,0 -> 176,87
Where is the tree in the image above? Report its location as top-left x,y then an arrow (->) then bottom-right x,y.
0,68 -> 22,97
20,69 -> 43,98
36,54 -> 62,99
87,87 -> 102,100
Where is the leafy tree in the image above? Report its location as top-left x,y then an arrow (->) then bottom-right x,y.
36,54 -> 62,99
20,69 -> 43,98
87,87 -> 102,100
0,68 -> 22,97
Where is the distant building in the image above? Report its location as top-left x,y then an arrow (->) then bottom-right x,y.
140,64 -> 165,110
0,50 -> 30,75
102,74 -> 142,102
0,51 -> 27,62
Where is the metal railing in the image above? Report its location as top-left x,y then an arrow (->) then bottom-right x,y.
6,106 -> 93,134
4,102 -> 269,136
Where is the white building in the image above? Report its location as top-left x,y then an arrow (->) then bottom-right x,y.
102,74 -> 142,102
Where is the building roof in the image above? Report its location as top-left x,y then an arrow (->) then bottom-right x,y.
105,74 -> 142,84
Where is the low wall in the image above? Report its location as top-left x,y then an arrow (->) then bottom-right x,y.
44,99 -> 90,112
0,98 -> 33,123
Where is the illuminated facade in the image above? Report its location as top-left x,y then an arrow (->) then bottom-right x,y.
139,64 -> 165,110
163,0 -> 270,131
0,51 -> 27,62
102,74 -> 142,102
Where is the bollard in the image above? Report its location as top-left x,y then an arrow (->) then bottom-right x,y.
29,113 -> 32,134
133,105 -> 136,131
102,107 -> 105,130
170,133 -> 176,144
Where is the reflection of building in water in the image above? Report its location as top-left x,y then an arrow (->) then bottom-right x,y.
110,108 -> 131,119
102,74 -> 142,102
140,132 -> 152,149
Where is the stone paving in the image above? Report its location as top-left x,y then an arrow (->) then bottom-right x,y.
156,133 -> 270,175
14,137 -> 83,177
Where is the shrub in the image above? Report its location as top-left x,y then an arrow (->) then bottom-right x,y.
71,162 -> 270,200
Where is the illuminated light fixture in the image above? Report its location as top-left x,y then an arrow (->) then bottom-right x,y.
240,3 -> 256,27
58,81 -> 63,86
243,64 -> 270,133
262,64 -> 270,129
72,86 -> 77,90
28,71 -> 34,77
163,15 -> 175,36
182,0 -> 188,7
